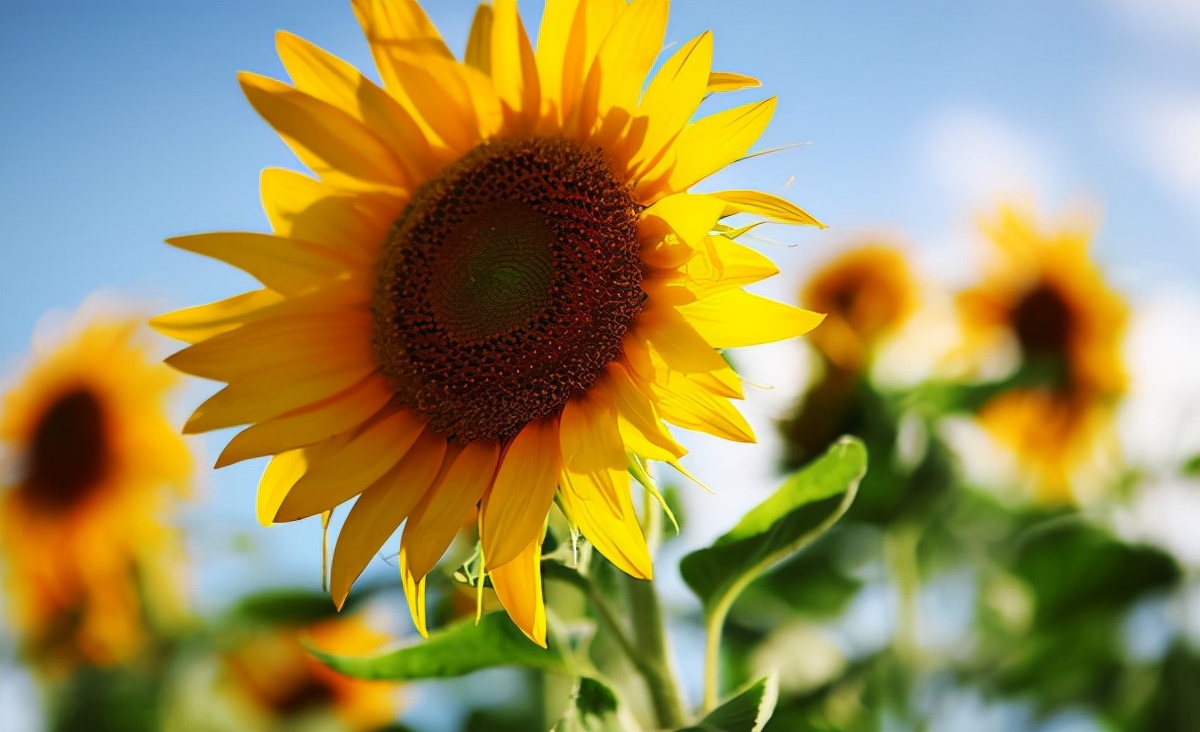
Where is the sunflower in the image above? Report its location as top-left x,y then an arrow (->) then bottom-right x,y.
956,205 -> 1128,502
0,312 -> 192,668
801,243 -> 918,373
223,614 -> 395,731
154,0 -> 824,646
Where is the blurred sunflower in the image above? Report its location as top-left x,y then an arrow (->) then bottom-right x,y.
0,313 -> 191,668
802,243 -> 918,372
957,206 -> 1128,502
223,615 -> 394,731
155,0 -> 823,645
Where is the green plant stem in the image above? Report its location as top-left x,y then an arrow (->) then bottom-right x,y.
626,574 -> 688,729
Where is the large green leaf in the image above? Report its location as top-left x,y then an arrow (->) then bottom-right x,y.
679,675 -> 778,732
309,611 -> 569,680
681,437 -> 867,614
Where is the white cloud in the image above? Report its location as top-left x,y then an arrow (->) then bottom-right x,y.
918,107 -> 1059,212
1126,91 -> 1200,216
1098,0 -> 1200,48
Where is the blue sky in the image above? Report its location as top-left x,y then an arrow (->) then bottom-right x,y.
1,2 -> 1198,728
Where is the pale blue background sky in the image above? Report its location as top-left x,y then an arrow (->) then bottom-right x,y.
2,2 -> 1198,730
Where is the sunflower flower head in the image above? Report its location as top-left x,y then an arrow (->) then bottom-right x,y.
801,243 -> 918,373
222,614 -> 396,731
155,0 -> 825,646
0,311 -> 192,669
956,205 -> 1128,503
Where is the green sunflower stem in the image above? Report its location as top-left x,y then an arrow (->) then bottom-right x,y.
625,574 -> 688,729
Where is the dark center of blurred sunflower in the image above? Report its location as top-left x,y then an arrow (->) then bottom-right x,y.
1012,282 -> 1074,386
373,137 -> 645,443
22,387 -> 110,511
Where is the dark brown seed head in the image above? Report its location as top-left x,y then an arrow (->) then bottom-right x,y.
372,137 -> 645,443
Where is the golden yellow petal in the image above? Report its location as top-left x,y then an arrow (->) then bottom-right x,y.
480,418 -> 561,570
398,547 -> 429,637
557,0 -> 624,127
643,192 -> 726,250
588,0 -> 668,117
679,289 -> 825,348
490,0 -> 541,132
351,0 -> 452,89
330,429 -> 447,608
650,369 -> 756,443
274,409 -> 426,523
239,72 -> 407,191
216,373 -> 394,467
647,97 -> 777,201
274,31 -> 436,186
165,232 -> 356,296
260,169 -> 387,257
533,0 -> 580,117
602,362 -> 687,461
402,440 -> 500,581
712,189 -> 825,228
256,449 -> 310,526
628,299 -> 732,376
489,536 -> 547,647
706,71 -> 761,93
559,395 -> 625,511
164,308 -> 371,381
682,234 -> 780,296
556,444 -> 652,576
465,4 -> 493,74
630,30 -> 713,176
149,290 -> 284,345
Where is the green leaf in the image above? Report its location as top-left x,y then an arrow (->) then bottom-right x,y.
1182,453 -> 1200,477
309,611 -> 569,680
681,437 -> 867,614
227,587 -> 343,627
679,675 -> 778,732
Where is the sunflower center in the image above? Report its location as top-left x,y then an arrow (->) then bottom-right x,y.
373,137 -> 645,443
22,387 -> 109,511
1013,283 -> 1073,358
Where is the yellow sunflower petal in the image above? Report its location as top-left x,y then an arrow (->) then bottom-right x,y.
215,374 -> 394,468
239,72 -> 406,190
603,362 -> 687,461
632,32 -> 713,176
351,0 -> 452,86
260,169 -> 390,257
707,71 -> 761,93
398,547 -> 429,637
480,418 -> 561,570
402,440 -> 500,581
650,369 -> 756,443
643,193 -> 726,250
712,189 -> 825,228
653,97 -> 777,199
559,395 -> 626,511
256,449 -> 309,526
392,55 -> 503,154
556,451 -> 652,576
490,0 -> 541,131
588,0 -> 668,118
679,289 -> 825,348
555,0 -> 625,125
630,300 -> 731,376
274,409 -> 426,522
166,233 -> 355,296
534,0 -> 580,116
165,310 -> 372,383
274,32 -> 435,186
683,235 -> 780,296
149,290 -> 284,345
489,536 -> 547,647
465,4 -> 493,74
330,429 -> 447,608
